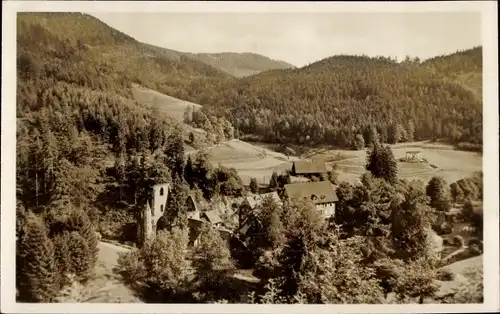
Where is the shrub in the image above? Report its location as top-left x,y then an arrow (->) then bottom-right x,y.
469,244 -> 482,256
99,208 -> 137,242
468,238 -> 483,249
115,228 -> 193,301
436,269 -> 455,281
452,235 -> 465,248
249,177 -> 259,194
434,222 -> 453,235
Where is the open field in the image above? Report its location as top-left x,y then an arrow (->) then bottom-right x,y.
305,141 -> 482,185
435,255 -> 483,299
188,139 -> 299,185
131,83 -> 202,122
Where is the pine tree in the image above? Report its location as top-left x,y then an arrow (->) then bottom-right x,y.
449,182 -> 464,203
184,155 -> 194,187
165,130 -> 185,179
17,212 -> 58,302
67,231 -> 92,283
390,187 -> 433,260
353,133 -> 365,150
365,142 -> 398,184
52,232 -> 72,289
407,120 -> 415,142
426,176 -> 451,211
388,123 -> 401,144
165,178 -> 190,230
269,172 -> 279,191
114,150 -> 126,202
249,177 -> 259,194
192,152 -> 214,199
66,208 -> 99,282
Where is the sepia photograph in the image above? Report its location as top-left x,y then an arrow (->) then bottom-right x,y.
1,1 -> 498,313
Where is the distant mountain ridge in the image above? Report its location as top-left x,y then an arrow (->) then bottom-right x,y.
191,52 -> 295,77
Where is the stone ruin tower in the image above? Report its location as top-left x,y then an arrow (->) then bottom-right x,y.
138,183 -> 170,245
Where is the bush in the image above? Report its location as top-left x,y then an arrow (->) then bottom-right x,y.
436,269 -> 456,281
99,209 -> 137,243
468,238 -> 483,249
452,235 -> 465,248
469,244 -> 482,256
115,228 -> 193,301
434,222 -> 453,235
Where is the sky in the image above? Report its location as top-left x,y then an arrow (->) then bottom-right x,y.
90,12 -> 481,67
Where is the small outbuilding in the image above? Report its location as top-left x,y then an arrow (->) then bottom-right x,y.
405,151 -> 423,161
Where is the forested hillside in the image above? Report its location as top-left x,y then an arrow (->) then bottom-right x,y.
16,12 -> 232,107
16,12 -> 231,228
422,47 -> 482,101
192,52 -> 295,77
197,49 -> 482,149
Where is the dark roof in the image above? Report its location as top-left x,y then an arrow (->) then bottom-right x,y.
186,195 -> 199,211
201,210 -> 222,225
293,160 -> 328,174
407,151 -> 422,154
284,181 -> 338,204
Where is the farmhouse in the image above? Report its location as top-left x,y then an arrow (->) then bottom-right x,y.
291,160 -> 328,179
284,181 -> 338,218
406,150 -> 423,161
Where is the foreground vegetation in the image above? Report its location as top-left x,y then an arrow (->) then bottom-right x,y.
113,145 -> 483,304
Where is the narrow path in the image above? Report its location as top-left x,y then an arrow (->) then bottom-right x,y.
81,242 -> 140,303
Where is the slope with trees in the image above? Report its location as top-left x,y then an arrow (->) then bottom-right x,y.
196,50 -> 482,149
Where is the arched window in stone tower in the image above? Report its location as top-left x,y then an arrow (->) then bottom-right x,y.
160,187 -> 164,196
160,204 -> 164,212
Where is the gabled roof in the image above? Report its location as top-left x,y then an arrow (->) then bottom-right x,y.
284,181 -> 338,204
244,192 -> 282,209
293,160 -> 328,174
201,210 -> 222,225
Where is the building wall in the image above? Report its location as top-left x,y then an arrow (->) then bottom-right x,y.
315,202 -> 335,218
142,208 -> 153,244
152,183 -> 169,219
141,183 -> 170,244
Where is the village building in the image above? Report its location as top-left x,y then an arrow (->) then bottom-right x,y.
284,181 -> 338,218
291,160 -> 328,179
405,150 -> 423,161
138,183 -> 171,244
139,184 -> 233,247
